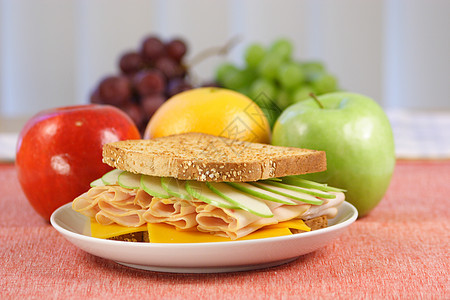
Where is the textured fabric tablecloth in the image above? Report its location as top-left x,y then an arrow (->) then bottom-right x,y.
0,161 -> 448,299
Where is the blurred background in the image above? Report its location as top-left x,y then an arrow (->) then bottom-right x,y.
0,0 -> 449,158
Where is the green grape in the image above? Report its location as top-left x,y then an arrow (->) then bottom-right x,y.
249,79 -> 281,128
222,67 -> 256,91
301,61 -> 325,73
238,68 -> 257,96
262,105 -> 282,129
291,85 -> 314,103
301,61 -> 326,82
270,38 -> 293,61
255,98 -> 281,129
258,53 -> 283,80
249,78 -> 277,100
276,90 -> 292,110
245,43 -> 266,69
277,62 -> 305,90
241,67 -> 258,85
310,73 -> 338,94
215,62 -> 239,84
221,69 -> 243,90
237,86 -> 251,97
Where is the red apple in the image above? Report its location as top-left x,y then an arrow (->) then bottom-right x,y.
16,104 -> 141,221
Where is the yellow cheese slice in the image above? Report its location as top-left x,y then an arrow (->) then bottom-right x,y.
266,219 -> 311,232
90,218 -> 310,242
90,218 -> 148,239
147,223 -> 293,243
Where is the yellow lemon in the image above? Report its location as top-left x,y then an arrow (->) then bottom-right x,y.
144,87 -> 271,143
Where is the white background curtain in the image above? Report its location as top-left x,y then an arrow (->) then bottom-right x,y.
1,0 -> 449,124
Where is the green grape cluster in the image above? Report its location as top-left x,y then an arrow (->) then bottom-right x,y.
215,38 -> 339,127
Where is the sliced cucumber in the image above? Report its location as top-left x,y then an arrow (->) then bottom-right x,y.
253,182 -> 323,205
118,171 -> 141,189
161,177 -> 192,200
90,178 -> 105,187
207,182 -> 273,218
141,175 -> 171,198
101,169 -> 123,185
280,176 -> 346,192
227,182 -> 297,205
186,181 -> 238,209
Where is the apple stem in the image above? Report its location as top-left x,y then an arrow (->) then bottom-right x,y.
309,93 -> 324,109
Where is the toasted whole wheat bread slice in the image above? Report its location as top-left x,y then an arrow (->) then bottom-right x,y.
102,132 -> 326,182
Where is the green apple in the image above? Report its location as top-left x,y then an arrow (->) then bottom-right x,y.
185,181 -> 238,209
226,182 -> 297,205
261,181 -> 336,199
207,182 -> 273,218
90,178 -> 105,188
161,177 -> 192,200
252,182 -> 324,205
101,169 -> 123,185
272,92 -> 395,217
141,175 -> 171,198
118,171 -> 141,189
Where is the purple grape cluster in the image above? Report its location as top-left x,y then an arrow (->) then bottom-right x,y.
90,35 -> 193,134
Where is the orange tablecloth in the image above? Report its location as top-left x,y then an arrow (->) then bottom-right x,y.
0,161 -> 448,299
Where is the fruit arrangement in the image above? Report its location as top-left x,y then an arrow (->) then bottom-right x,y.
90,35 -> 194,134
215,38 -> 339,127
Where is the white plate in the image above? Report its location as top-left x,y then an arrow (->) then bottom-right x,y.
50,202 -> 357,273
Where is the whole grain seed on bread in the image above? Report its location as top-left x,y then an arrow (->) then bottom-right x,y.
102,132 -> 326,182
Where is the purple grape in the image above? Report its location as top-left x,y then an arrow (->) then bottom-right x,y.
120,102 -> 146,129
133,69 -> 165,97
141,93 -> 166,117
165,39 -> 187,62
141,36 -> 164,62
119,51 -> 145,75
89,88 -> 103,104
155,56 -> 185,79
166,78 -> 193,97
98,75 -> 132,106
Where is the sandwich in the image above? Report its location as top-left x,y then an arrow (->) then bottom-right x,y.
72,132 -> 345,243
